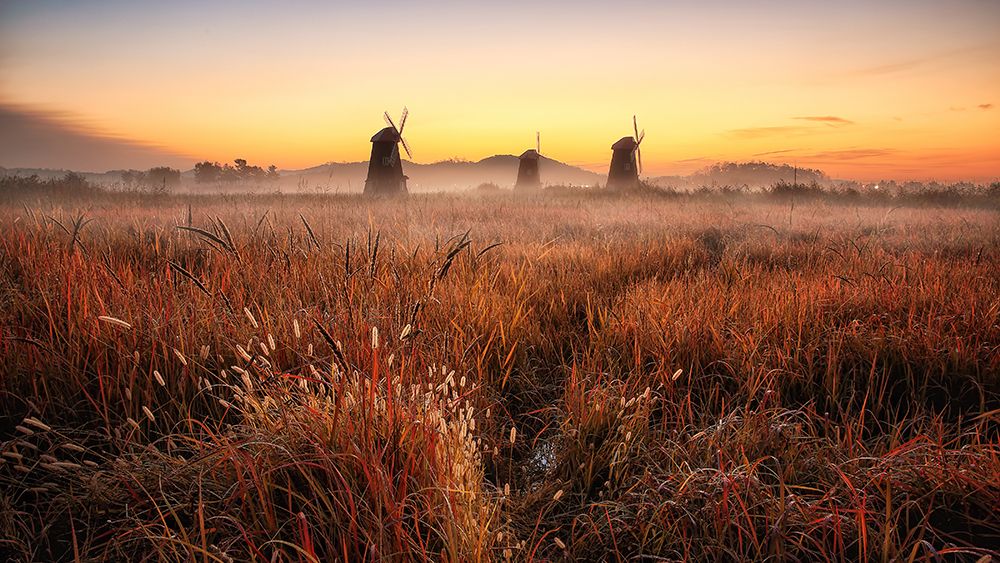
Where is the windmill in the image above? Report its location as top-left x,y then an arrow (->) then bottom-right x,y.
514,131 -> 542,191
606,115 -> 645,191
364,107 -> 412,196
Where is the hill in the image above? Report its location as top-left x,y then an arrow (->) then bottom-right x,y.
277,155 -> 601,192
650,161 -> 831,190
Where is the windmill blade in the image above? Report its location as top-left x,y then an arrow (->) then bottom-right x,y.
384,111 -> 399,134
398,107 -> 409,136
636,130 -> 645,146
637,146 -> 643,174
400,135 -> 413,160
536,131 -> 540,155
633,115 -> 639,143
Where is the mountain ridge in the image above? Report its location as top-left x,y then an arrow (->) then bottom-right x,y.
278,154 -> 601,192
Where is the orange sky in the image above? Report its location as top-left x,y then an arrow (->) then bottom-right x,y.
1,0 -> 998,181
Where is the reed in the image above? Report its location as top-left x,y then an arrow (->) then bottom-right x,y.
0,185 -> 997,561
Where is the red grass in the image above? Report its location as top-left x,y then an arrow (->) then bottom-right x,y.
1,183 -> 998,561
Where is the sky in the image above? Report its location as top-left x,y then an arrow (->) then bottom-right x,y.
1,0 -> 998,181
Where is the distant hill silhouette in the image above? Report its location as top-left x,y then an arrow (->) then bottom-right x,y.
650,162 -> 830,189
279,155 -> 602,192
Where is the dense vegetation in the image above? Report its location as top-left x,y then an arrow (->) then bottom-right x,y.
1,176 -> 998,561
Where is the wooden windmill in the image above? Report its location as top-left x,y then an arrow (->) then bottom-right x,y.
364,108 -> 412,196
606,115 -> 644,191
515,131 -> 542,191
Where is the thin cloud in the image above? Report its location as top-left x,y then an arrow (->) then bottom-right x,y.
726,126 -> 812,140
674,156 -> 714,164
849,59 -> 926,77
979,103 -> 993,110
793,116 -> 854,126
0,102 -> 192,171
800,148 -> 896,161
844,43 -> 995,79
753,149 -> 797,157
729,117 -> 853,140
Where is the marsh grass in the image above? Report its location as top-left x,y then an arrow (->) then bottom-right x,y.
0,181 -> 998,561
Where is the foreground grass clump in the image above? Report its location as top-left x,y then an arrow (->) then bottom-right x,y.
1,183 -> 999,561
67,359 -> 496,561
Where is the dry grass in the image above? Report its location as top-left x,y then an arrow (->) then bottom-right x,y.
1,184 -> 998,561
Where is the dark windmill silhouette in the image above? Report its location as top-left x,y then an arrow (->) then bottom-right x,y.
606,115 -> 645,191
515,132 -> 542,191
364,108 -> 412,196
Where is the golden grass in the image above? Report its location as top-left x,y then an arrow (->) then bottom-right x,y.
1,186 -> 998,561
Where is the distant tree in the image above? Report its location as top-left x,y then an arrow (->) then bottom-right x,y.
231,158 -> 269,182
219,163 -> 239,183
146,167 -> 181,193
194,158 -> 277,185
194,161 -> 222,184
121,169 -> 147,189
61,172 -> 89,190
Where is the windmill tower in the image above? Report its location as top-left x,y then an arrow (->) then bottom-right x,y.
364,108 -> 412,196
606,115 -> 645,191
515,132 -> 542,191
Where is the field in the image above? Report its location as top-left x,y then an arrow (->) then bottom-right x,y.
1,180 -> 999,561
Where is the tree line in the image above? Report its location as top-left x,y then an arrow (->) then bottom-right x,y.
194,159 -> 279,184
120,167 -> 181,193
117,159 -> 279,192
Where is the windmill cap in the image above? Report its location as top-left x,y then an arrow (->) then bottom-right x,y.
611,136 -> 637,150
519,149 -> 540,159
371,127 -> 400,143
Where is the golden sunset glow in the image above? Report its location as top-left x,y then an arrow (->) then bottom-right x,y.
1,1 -> 998,181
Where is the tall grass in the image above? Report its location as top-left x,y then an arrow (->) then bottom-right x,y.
1,183 -> 998,561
